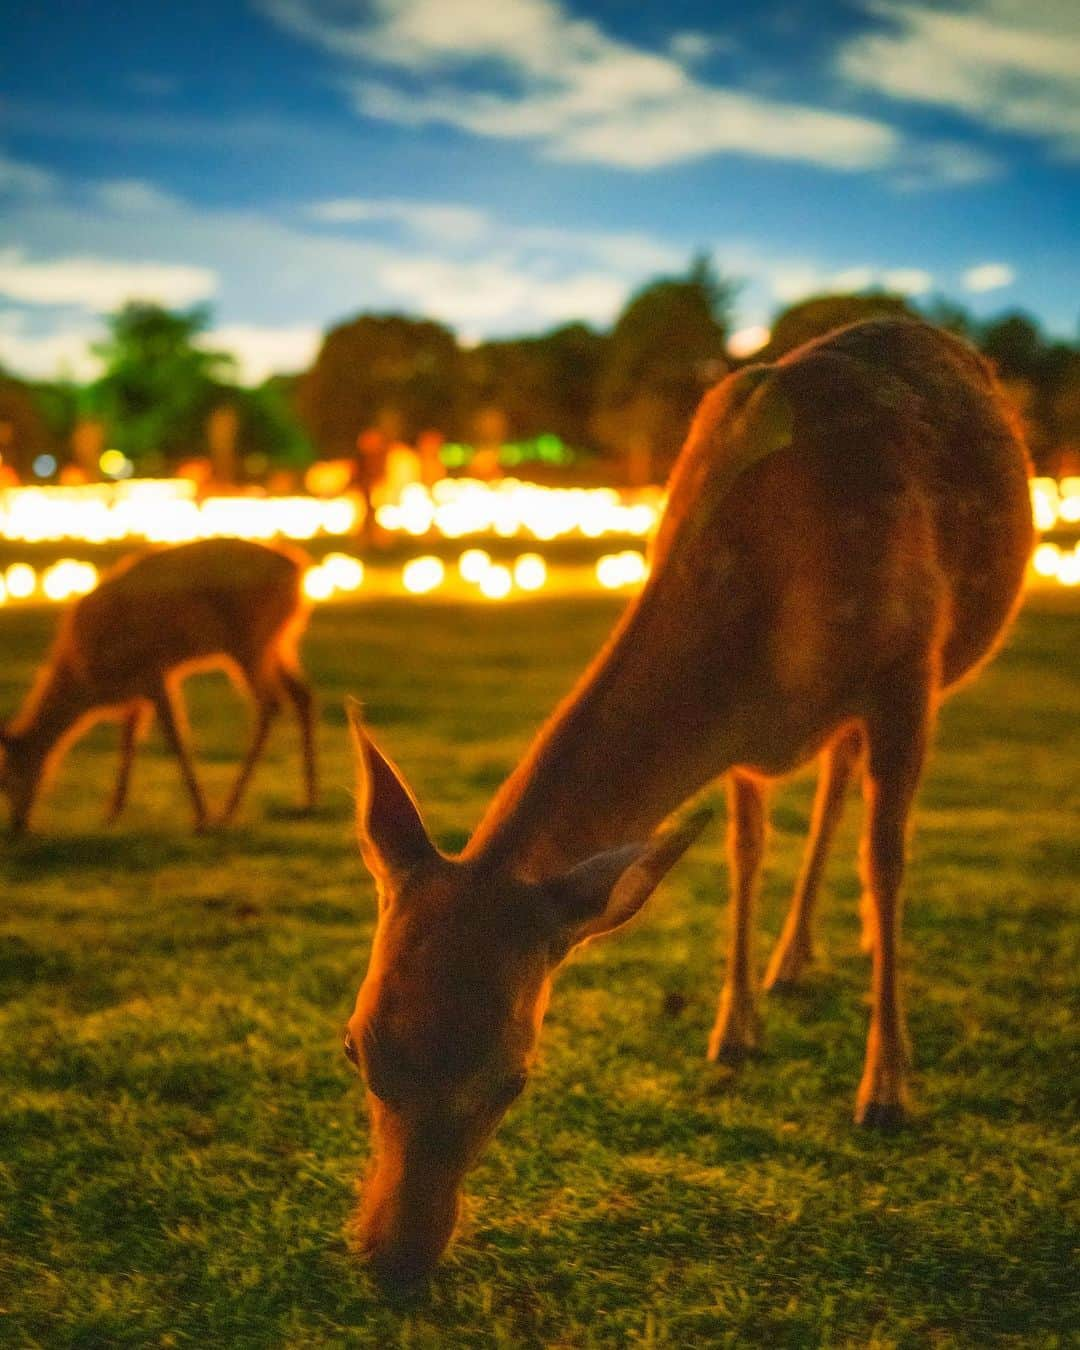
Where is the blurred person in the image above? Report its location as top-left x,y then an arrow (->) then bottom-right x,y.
378,440 -> 422,505
353,428 -> 388,547
417,429 -> 446,487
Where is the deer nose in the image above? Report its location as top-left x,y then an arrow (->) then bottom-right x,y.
343,1026 -> 360,1067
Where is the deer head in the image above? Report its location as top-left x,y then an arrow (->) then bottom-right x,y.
343,704 -> 710,1285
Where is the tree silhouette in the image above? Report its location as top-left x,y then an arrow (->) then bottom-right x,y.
297,313 -> 464,456
763,292 -> 917,360
980,313 -> 1080,473
465,322 -> 606,451
593,256 -> 734,481
0,370 -> 55,478
86,304 -> 234,465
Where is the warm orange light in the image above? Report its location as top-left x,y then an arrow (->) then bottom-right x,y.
478,564 -> 512,600
513,554 -> 547,591
402,556 -> 444,594
4,563 -> 35,599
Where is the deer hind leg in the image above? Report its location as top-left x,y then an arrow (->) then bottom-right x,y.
764,725 -> 862,991
151,678 -> 210,832
708,770 -> 768,1064
217,668 -> 282,826
855,669 -> 935,1128
105,702 -> 151,824
277,661 -> 317,811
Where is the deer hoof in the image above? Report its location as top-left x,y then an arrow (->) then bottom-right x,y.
763,952 -> 813,993
708,1037 -> 756,1067
707,1014 -> 761,1065
855,1100 -> 907,1131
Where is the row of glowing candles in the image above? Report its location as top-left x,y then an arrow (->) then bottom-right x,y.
0,476 -> 1076,605
0,474 -> 1077,542
0,538 -> 1076,607
306,548 -> 649,601
0,478 -> 661,547
0,543 -> 1076,607
0,549 -> 652,607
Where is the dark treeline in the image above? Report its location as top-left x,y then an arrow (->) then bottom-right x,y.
1,258 -> 1077,483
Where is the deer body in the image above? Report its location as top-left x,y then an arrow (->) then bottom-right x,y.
468,322 -> 1030,874
1,537 -> 316,832
345,319 -> 1033,1283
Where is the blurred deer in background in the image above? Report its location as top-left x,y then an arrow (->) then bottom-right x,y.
343,319 -> 1033,1284
0,538 -> 317,833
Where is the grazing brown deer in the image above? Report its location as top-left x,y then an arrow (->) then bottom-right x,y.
342,319 -> 1033,1284
0,538 -> 317,833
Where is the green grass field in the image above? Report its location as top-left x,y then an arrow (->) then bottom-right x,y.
1,594 -> 1077,1348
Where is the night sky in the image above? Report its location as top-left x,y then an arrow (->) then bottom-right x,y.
2,0 -> 1077,382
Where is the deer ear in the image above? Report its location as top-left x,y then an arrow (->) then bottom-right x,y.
545,807 -> 712,952
347,699 -> 436,883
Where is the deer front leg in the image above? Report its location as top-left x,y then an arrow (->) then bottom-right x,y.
278,663 -> 317,811
855,679 -> 932,1128
151,679 -> 210,832
708,770 -> 768,1064
764,725 -> 861,990
218,687 -> 280,826
105,704 -> 150,824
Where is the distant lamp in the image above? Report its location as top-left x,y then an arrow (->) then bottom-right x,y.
727,326 -> 771,360
99,449 -> 134,479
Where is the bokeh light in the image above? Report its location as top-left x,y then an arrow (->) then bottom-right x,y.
402,556 -> 445,594
478,564 -> 512,599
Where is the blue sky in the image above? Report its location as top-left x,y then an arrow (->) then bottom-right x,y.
1,0 -> 1077,382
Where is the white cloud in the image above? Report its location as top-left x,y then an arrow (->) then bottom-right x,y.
727,324 -> 771,358
963,261 -> 1015,292
308,197 -> 491,245
667,31 -> 728,63
527,272 -> 630,323
839,1 -> 1080,157
376,256 -> 627,327
0,151 -> 56,197
890,139 -> 1001,191
0,249 -> 217,311
308,196 -> 682,273
96,179 -> 181,214
539,91 -> 893,172
512,225 -> 680,274
260,0 -> 900,173
829,266 -> 877,294
198,323 -> 323,385
882,267 -> 934,295
768,263 -> 887,304
0,313 -> 103,381
719,247 -> 935,306
0,182 -> 671,377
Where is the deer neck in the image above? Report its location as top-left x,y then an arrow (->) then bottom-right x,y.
9,660 -> 89,761
465,592 -> 741,879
